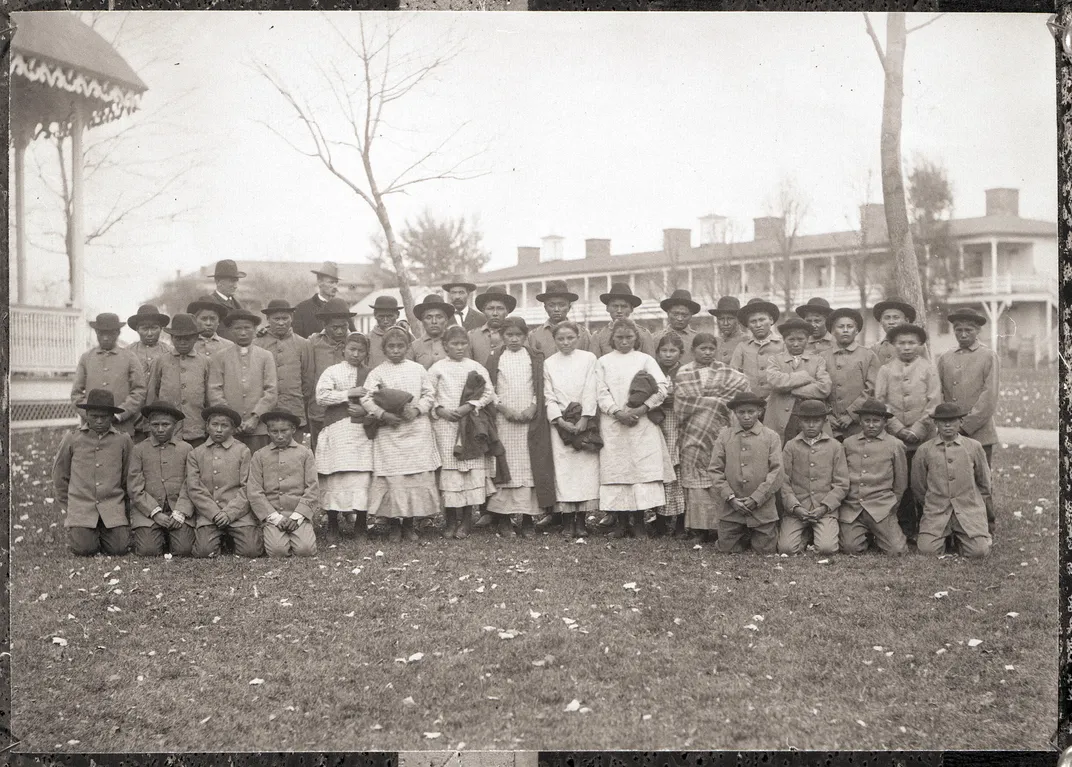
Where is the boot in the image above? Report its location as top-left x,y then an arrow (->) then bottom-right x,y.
560,513 -> 576,539
443,508 -> 458,539
630,510 -> 645,538
609,511 -> 629,539
474,508 -> 495,528
497,514 -> 517,537
325,510 -> 341,541
649,515 -> 667,538
402,518 -> 419,543
574,512 -> 590,538
671,515 -> 686,539
535,512 -> 561,530
595,512 -> 616,530
353,510 -> 368,541
518,514 -> 534,539
388,519 -> 403,544
454,506 -> 473,540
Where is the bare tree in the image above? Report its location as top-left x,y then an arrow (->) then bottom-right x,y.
692,219 -> 746,307
864,11 -> 945,328
253,15 -> 487,325
767,177 -> 810,314
843,168 -> 891,315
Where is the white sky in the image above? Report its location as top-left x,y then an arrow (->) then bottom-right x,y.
12,11 -> 1057,319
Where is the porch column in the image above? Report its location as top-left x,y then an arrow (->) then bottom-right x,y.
981,299 -> 1007,352
829,255 -> 837,302
687,267 -> 694,294
768,260 -> 775,301
583,275 -> 590,310
797,258 -> 804,301
521,281 -> 527,309
13,124 -> 29,304
662,268 -> 669,294
70,106 -> 87,310
740,263 -> 746,295
990,237 -> 998,297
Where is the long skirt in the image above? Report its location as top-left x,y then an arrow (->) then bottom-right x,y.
439,467 -> 495,508
369,472 -> 441,518
555,498 -> 599,515
657,473 -> 686,517
684,486 -> 720,530
319,471 -> 371,512
600,481 -> 666,512
488,485 -> 540,516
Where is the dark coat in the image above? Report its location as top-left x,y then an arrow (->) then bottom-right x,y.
628,369 -> 665,425
292,294 -> 357,339
207,292 -> 243,342
362,387 -> 413,440
451,307 -> 487,332
486,346 -> 556,509
454,371 -> 510,485
555,401 -> 603,452
320,366 -> 370,431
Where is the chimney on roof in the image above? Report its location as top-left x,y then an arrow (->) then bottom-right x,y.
517,246 -> 540,267
663,228 -> 691,258
541,235 -> 565,262
585,238 -> 611,259
985,188 -> 1019,217
698,214 -> 728,245
859,203 -> 887,241
753,216 -> 785,242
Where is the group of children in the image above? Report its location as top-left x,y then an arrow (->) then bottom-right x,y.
52,278 -> 999,560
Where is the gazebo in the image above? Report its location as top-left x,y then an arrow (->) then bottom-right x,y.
9,12 -> 147,423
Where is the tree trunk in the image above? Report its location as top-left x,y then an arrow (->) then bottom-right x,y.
783,252 -> 793,314
879,12 -> 926,327
375,202 -> 417,327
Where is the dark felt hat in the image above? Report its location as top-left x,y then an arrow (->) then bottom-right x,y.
163,313 -> 200,337
872,297 -> 918,324
600,282 -> 643,308
660,289 -> 701,315
201,404 -> 242,427
311,261 -> 340,280
793,399 -> 831,418
736,297 -> 780,325
727,391 -> 768,410
932,403 -> 969,420
414,293 -> 456,320
187,296 -> 228,319
885,323 -> 927,344
854,399 -> 891,418
826,307 -> 864,332
260,409 -> 301,428
89,312 -> 123,331
794,296 -> 833,319
369,295 -> 401,312
536,280 -> 579,303
127,304 -> 170,330
211,259 -> 246,279
708,296 -> 742,317
776,317 -> 813,337
76,388 -> 124,414
221,308 -> 262,327
140,401 -> 185,421
946,307 -> 987,326
261,299 -> 297,315
315,298 -> 357,318
474,285 -> 517,313
441,276 -> 477,293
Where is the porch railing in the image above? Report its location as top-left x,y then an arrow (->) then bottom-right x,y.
10,305 -> 89,375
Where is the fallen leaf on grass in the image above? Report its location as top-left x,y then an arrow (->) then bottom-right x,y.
743,624 -> 759,631
408,652 -> 424,662
935,648 -> 947,655
424,732 -> 441,740
344,611 -> 355,618
402,697 -> 416,707
249,678 -> 265,685
370,724 -> 383,731
375,551 -> 384,558
1005,665 -> 1015,671
967,639 -> 983,648
199,716 -> 212,724
622,582 -> 639,591
933,591 -> 948,599
673,617 -> 683,625
564,699 -> 581,712
498,630 -> 520,640
52,637 -> 68,647
482,626 -> 497,632
1006,612 -> 1020,618
351,567 -> 363,575
212,616 -> 221,624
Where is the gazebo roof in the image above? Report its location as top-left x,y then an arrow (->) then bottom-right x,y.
11,12 -> 148,138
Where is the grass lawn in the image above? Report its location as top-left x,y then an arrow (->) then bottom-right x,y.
994,364 -> 1058,430
9,427 -> 1057,753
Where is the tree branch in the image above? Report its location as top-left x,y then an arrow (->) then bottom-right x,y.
906,13 -> 945,34
863,13 -> 886,70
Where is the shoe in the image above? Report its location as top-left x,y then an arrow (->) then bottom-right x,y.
574,515 -> 589,538
518,515 -> 534,538
402,519 -> 419,543
497,515 -> 517,537
353,511 -> 368,540
671,516 -> 687,539
474,511 -> 495,528
560,513 -> 575,539
596,512 -> 616,530
649,516 -> 667,538
608,513 -> 628,539
325,510 -> 340,541
535,513 -> 561,529
443,508 -> 458,539
388,522 -> 402,544
454,508 -> 473,540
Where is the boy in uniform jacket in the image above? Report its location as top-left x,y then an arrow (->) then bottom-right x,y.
248,411 -> 319,558
763,317 -> 832,443
71,313 -> 146,436
127,402 -> 195,556
821,308 -> 878,441
208,309 -> 278,454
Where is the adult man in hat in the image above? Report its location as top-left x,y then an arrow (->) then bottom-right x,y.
469,285 -> 515,367
127,304 -> 173,443
147,313 -> 211,447
728,297 -> 784,401
292,261 -> 356,339
870,297 -> 928,367
654,289 -> 702,364
367,295 -> 413,368
72,313 -> 147,436
936,307 -> 999,466
412,293 -> 456,369
255,299 -> 314,443
206,259 -> 246,342
186,296 -> 235,363
795,296 -> 835,356
207,308 -> 278,454
307,299 -> 358,450
442,277 -> 486,331
528,280 -> 592,359
591,282 -> 654,357
709,296 -> 747,367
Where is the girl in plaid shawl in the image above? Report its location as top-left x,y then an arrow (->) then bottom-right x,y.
652,332 -> 687,537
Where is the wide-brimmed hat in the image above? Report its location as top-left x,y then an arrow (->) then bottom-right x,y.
736,298 -> 780,325
221,308 -> 262,327
414,293 -> 456,321
127,304 -> 170,330
475,285 -> 517,313
947,307 -> 987,327
311,261 -> 340,280
660,288 -> 701,315
261,299 -> 297,316
201,404 -> 242,427
776,317 -> 813,337
315,298 -> 357,318
187,296 -> 228,319
932,403 -> 969,421
854,399 -> 891,418
536,280 -> 579,303
369,295 -> 401,312
708,296 -> 742,317
163,313 -> 200,337
795,296 -> 833,319
441,276 -> 477,293
89,312 -> 123,331
727,391 -> 767,410
600,282 -> 642,308
211,259 -> 246,279
76,389 -> 123,414
885,323 -> 927,344
826,307 -> 864,332
260,409 -> 301,428
793,399 -> 830,418
140,401 -> 185,422
872,297 -> 917,324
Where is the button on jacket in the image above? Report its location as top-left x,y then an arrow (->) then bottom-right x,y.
528,321 -> 591,359
247,441 -> 319,522
729,335 -> 785,401
936,342 -> 999,446
185,437 -> 254,527
411,334 -> 449,370
254,331 -> 314,427
52,424 -> 133,529
763,351 -> 832,438
147,350 -> 210,441
805,332 -> 836,356
71,346 -> 147,432
591,324 -> 655,358
710,422 -> 785,527
308,333 -> 347,423
208,345 -> 278,436
839,432 -> 907,523
128,340 -> 174,379
875,356 -> 941,442
714,331 -> 746,368
911,435 -> 992,540
127,435 -> 193,527
194,333 -> 235,364
780,433 -> 849,514
821,342 -> 879,437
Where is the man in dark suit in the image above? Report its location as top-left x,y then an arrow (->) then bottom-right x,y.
207,259 -> 245,342
292,261 -> 356,339
442,277 -> 486,331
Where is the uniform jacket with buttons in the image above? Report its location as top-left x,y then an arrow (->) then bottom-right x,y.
839,431 -> 907,523
714,330 -> 747,368
147,349 -> 210,441
763,351 -> 832,440
936,342 -> 999,446
780,433 -> 849,516
709,422 -> 785,527
208,345 -> 278,436
821,342 -> 879,439
805,332 -> 836,356
52,424 -> 133,529
875,356 -> 941,443
308,332 -> 348,423
184,437 -> 254,527
729,335 -> 785,401
247,441 -> 319,522
193,333 -> 235,364
412,334 -> 449,370
911,435 -> 992,540
254,331 -> 314,427
127,435 -> 193,528
71,346 -> 147,433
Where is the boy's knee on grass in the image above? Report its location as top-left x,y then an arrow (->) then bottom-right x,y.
68,527 -> 101,557
133,527 -> 166,557
169,527 -> 196,557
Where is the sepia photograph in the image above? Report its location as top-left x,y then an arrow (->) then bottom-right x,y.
7,9 -> 1059,753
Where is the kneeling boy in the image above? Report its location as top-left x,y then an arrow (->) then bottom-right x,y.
188,405 -> 262,558
248,410 -> 319,558
911,404 -> 992,558
127,402 -> 195,556
777,400 -> 849,555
